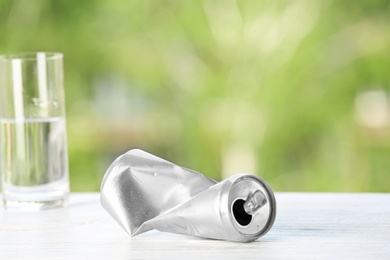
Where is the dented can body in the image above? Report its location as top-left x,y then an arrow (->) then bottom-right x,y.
101,149 -> 276,242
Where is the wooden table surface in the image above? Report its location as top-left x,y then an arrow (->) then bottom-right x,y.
1,193 -> 389,259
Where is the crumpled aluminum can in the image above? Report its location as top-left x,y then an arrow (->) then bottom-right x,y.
100,149 -> 276,242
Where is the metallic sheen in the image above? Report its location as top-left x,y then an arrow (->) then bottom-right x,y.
101,149 -> 276,242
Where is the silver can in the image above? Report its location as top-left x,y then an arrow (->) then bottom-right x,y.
101,149 -> 276,242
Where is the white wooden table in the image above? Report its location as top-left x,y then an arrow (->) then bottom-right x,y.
1,193 -> 389,259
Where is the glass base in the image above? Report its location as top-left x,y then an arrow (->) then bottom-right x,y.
3,197 -> 68,211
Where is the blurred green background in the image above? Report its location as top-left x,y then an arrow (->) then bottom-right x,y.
1,0 -> 389,192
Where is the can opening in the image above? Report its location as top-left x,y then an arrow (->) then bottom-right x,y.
232,199 -> 252,226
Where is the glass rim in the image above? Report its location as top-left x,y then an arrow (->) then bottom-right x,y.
0,52 -> 63,62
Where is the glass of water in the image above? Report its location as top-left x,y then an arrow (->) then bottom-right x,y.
0,52 -> 69,210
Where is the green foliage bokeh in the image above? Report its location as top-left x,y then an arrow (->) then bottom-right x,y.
1,0 -> 389,191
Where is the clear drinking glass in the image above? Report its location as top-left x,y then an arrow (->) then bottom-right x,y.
0,52 -> 69,210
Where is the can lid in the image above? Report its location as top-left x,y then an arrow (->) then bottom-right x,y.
228,175 -> 276,240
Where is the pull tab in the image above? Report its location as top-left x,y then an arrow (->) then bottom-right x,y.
243,190 -> 267,215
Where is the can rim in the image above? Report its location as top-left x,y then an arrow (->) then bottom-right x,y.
228,174 -> 277,241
